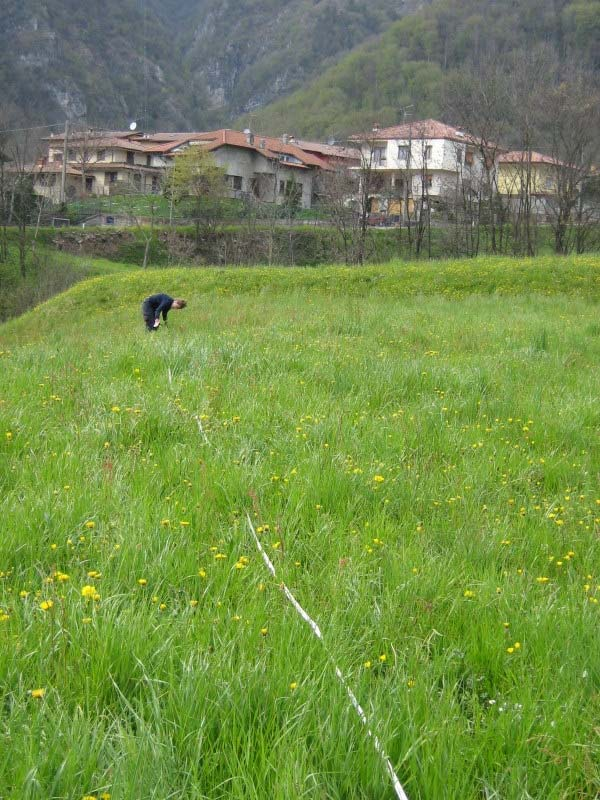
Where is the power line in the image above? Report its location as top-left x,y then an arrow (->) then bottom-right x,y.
0,122 -> 66,135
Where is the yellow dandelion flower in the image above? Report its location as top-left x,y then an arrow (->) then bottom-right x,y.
289,682 -> 298,691
198,569 -> 207,578
30,688 -> 46,699
379,654 -> 387,663
364,660 -> 372,669
40,600 -> 54,611
84,520 -> 95,529
373,475 -> 385,483
260,627 -> 268,636
82,617 -> 92,624
137,578 -> 147,586
463,590 -> 476,599
81,585 -> 97,599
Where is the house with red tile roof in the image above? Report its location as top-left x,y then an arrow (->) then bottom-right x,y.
37,128 -> 338,208
497,151 -> 566,196
349,119 -> 500,219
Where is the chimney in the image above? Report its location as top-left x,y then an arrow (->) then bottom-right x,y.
259,138 -> 266,149
282,133 -> 289,144
244,128 -> 254,145
372,122 -> 380,133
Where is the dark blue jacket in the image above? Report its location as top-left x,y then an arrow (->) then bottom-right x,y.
143,293 -> 174,322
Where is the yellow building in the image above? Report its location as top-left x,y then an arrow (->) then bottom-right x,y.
497,151 -> 563,197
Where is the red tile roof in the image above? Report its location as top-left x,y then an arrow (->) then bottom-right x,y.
154,129 -> 332,169
350,119 -> 482,145
293,139 -> 361,162
45,129 -> 335,170
8,162 -> 82,176
499,150 -> 564,166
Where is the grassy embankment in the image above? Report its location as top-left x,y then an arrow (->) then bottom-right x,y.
1,255 -> 600,799
0,244 -> 134,323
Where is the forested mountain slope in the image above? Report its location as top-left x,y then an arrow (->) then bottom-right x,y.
241,0 -> 600,138
1,0 -> 426,130
0,0 -> 200,129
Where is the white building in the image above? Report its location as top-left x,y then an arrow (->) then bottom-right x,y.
350,119 -> 491,219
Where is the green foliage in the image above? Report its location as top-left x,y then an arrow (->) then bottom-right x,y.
243,0 -> 600,137
1,258 -> 600,798
3,0 -> 599,136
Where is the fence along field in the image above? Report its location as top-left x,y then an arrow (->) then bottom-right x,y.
1,258 -> 600,799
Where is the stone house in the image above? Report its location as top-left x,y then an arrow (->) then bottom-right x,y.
35,128 -> 340,209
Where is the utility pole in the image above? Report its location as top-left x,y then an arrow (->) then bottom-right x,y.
59,119 -> 69,205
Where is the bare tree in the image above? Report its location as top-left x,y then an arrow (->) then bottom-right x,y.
540,72 -> 600,254
444,61 -> 512,254
3,132 -> 41,276
318,160 -> 363,264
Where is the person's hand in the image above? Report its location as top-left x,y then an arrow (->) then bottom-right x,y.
153,319 -> 160,328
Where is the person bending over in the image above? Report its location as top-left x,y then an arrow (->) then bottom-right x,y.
141,293 -> 187,332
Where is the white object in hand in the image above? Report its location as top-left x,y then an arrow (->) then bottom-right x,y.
153,319 -> 160,328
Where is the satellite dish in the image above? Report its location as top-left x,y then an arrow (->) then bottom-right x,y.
129,121 -> 137,131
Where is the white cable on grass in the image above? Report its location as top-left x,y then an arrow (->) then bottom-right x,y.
193,415 -> 211,446
246,513 -> 409,800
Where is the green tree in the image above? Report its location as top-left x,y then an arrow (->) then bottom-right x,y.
167,146 -> 227,244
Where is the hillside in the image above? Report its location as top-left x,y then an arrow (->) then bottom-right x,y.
1,0 -> 427,130
1,258 -> 600,799
242,0 -> 600,137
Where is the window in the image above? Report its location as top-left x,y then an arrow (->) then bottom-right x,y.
53,152 -> 63,163
392,176 -> 405,191
105,171 -> 118,183
228,175 -> 243,191
544,176 -> 554,191
397,145 -> 410,162
373,147 -> 387,165
152,176 -> 159,193
279,180 -> 286,195
146,155 -> 152,167
85,176 -> 94,192
67,149 -> 75,161
424,145 -> 432,160
97,149 -> 106,161
465,148 -> 475,166
423,174 -> 433,189
126,151 -> 134,165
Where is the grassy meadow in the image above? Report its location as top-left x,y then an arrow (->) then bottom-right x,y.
1,256 -> 600,799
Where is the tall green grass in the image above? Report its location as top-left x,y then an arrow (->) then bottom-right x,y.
1,256 -> 599,799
